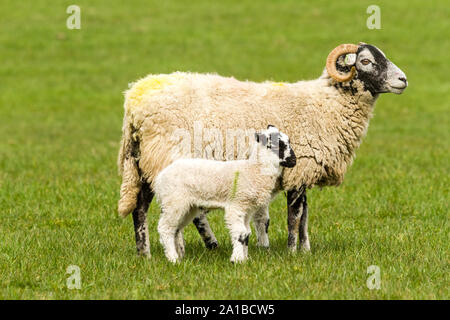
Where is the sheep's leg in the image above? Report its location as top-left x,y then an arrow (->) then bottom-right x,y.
287,189 -> 307,252
132,182 -> 153,257
225,208 -> 250,263
298,194 -> 310,251
253,206 -> 270,248
193,210 -> 219,249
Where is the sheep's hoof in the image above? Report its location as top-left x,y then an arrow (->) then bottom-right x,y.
300,246 -> 311,253
299,238 -> 311,252
205,241 -> 219,250
136,250 -> 151,259
288,246 -> 298,254
256,240 -> 270,249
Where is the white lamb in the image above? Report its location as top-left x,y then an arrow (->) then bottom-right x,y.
154,126 -> 296,263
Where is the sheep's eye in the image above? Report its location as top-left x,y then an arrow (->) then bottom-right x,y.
361,59 -> 371,65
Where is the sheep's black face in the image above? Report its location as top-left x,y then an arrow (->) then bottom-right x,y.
255,125 -> 297,168
339,44 -> 408,95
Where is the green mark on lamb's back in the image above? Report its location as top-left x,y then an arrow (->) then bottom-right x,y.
231,171 -> 240,199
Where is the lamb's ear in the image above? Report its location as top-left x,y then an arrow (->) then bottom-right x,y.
258,133 -> 268,146
267,124 -> 275,129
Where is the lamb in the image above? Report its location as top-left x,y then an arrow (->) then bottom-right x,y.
154,126 -> 296,263
118,42 -> 408,256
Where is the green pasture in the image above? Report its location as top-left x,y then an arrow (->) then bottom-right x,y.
0,0 -> 448,299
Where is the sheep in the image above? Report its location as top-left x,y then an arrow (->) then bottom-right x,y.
117,42 -> 408,256
154,126 -> 296,263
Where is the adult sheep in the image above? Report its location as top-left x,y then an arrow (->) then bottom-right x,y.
118,43 -> 408,256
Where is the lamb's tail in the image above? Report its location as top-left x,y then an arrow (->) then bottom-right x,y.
117,114 -> 141,217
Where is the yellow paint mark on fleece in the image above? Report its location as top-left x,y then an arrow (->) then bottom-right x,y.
125,74 -> 183,112
230,171 -> 240,199
271,82 -> 286,87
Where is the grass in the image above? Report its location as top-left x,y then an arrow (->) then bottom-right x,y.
0,0 -> 449,299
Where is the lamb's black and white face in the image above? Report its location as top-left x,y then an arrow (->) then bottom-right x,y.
340,44 -> 408,95
255,125 -> 297,168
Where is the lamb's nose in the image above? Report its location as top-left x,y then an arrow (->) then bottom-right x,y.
399,76 -> 407,84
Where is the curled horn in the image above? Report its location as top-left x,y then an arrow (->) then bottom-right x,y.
326,44 -> 359,82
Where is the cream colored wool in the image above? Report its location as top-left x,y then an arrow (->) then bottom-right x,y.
118,70 -> 375,217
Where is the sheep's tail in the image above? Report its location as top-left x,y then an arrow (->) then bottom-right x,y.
117,114 -> 142,217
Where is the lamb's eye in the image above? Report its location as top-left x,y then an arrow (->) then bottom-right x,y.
361,59 -> 371,65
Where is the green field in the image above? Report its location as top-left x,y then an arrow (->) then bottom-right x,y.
0,0 -> 448,299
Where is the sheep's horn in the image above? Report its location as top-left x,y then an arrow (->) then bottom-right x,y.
326,44 -> 359,82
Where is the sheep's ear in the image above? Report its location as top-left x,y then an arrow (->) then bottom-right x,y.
344,53 -> 357,66
254,132 -> 260,143
267,124 -> 275,129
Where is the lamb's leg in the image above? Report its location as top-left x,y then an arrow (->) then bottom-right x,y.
253,206 -> 270,248
287,189 -> 306,252
159,229 -> 179,263
157,211 -> 181,263
132,182 -> 153,257
298,194 -> 310,251
193,210 -> 219,249
175,229 -> 185,258
160,206 -> 198,262
244,214 -> 252,258
225,208 -> 250,263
